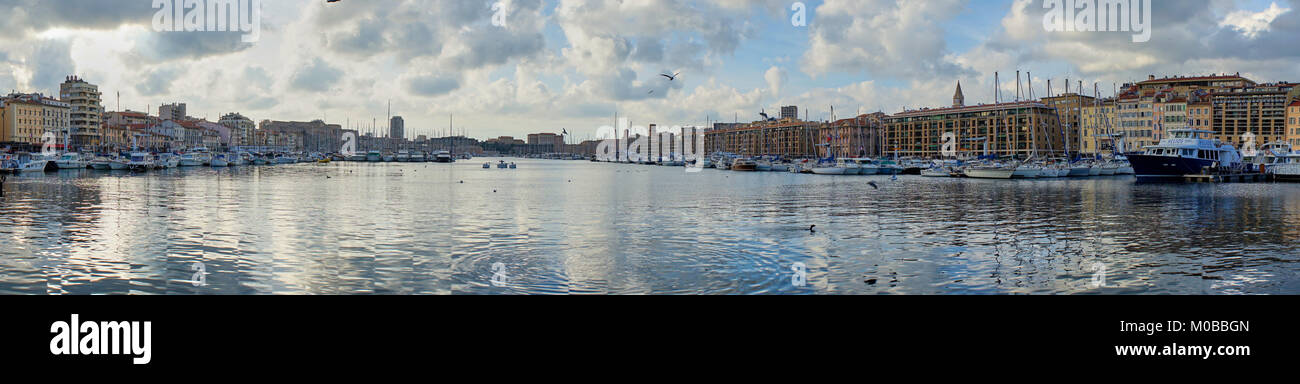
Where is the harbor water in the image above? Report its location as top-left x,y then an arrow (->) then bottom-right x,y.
1,159 -> 1298,295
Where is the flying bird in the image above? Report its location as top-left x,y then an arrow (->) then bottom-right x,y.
660,72 -> 681,81
867,181 -> 879,190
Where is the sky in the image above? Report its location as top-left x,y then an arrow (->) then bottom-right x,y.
2,0 -> 1298,141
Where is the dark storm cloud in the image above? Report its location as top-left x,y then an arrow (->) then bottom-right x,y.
139,30 -> 255,61
0,0 -> 153,35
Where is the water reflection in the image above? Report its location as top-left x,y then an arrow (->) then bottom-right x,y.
1,160 -> 1298,295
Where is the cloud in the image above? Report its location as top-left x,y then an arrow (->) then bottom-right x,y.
801,0 -> 970,79
764,65 -> 786,96
290,58 -> 344,92
0,0 -> 153,38
406,74 -> 461,97
136,66 -> 181,96
137,30 -> 256,61
1220,2 -> 1292,38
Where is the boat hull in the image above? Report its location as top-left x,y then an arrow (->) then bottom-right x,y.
1127,154 -> 1217,179
964,168 -> 1015,179
1067,167 -> 1092,177
1012,167 -> 1041,179
811,167 -> 847,175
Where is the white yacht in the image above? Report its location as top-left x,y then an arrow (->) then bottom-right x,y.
55,153 -> 87,169
921,167 -> 953,177
126,152 -> 154,172
396,151 -> 412,162
811,161 -> 848,175
1126,129 -> 1243,180
179,148 -> 211,167
89,156 -> 113,170
156,153 -> 181,169
964,163 -> 1016,179
433,151 -> 454,163
1012,164 -> 1042,179
210,154 -> 230,167
1269,152 -> 1300,181
16,153 -> 54,173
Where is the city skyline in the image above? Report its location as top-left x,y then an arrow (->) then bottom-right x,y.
2,0 -> 1298,140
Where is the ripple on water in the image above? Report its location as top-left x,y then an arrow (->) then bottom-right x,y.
2,161 -> 1300,294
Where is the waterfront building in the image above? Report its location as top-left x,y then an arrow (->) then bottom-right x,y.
2,94 -> 73,150
1209,82 -> 1298,148
1116,85 -> 1156,151
1153,95 -> 1188,143
780,106 -> 799,120
390,116 -> 404,140
818,112 -> 885,158
1189,101 -> 1213,133
0,96 -> 47,148
106,110 -> 155,127
159,103 -> 187,121
1288,101 -> 1300,146
882,84 -> 1065,158
527,132 -> 564,153
1040,92 -> 1096,155
259,119 -> 344,153
59,76 -> 103,149
1079,98 -> 1117,156
219,112 -> 255,147
1135,74 -> 1255,98
705,117 -> 819,158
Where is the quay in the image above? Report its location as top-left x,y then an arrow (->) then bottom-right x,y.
1182,172 -> 1270,183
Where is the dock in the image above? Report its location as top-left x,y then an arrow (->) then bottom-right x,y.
1182,172 -> 1270,183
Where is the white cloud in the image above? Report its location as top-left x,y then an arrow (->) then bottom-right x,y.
1220,2 -> 1291,39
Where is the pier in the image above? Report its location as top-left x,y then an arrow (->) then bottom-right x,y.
1182,172 -> 1269,183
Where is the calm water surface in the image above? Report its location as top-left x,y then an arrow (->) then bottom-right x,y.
2,159 -> 1299,295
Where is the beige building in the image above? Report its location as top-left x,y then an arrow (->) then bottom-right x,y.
1080,98 -> 1118,156
527,132 -> 565,152
1210,82 -> 1298,148
219,112 -> 255,147
1289,101 -> 1300,147
59,75 -> 102,149
259,119 -> 342,153
1041,92 -> 1096,154
1,97 -> 46,146
159,103 -> 187,121
1135,74 -> 1255,98
0,93 -> 70,148
706,118 -> 819,157
1116,86 -> 1156,152
883,84 -> 1065,158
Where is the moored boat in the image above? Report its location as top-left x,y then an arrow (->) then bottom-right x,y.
1126,129 -> 1243,180
731,158 -> 758,172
